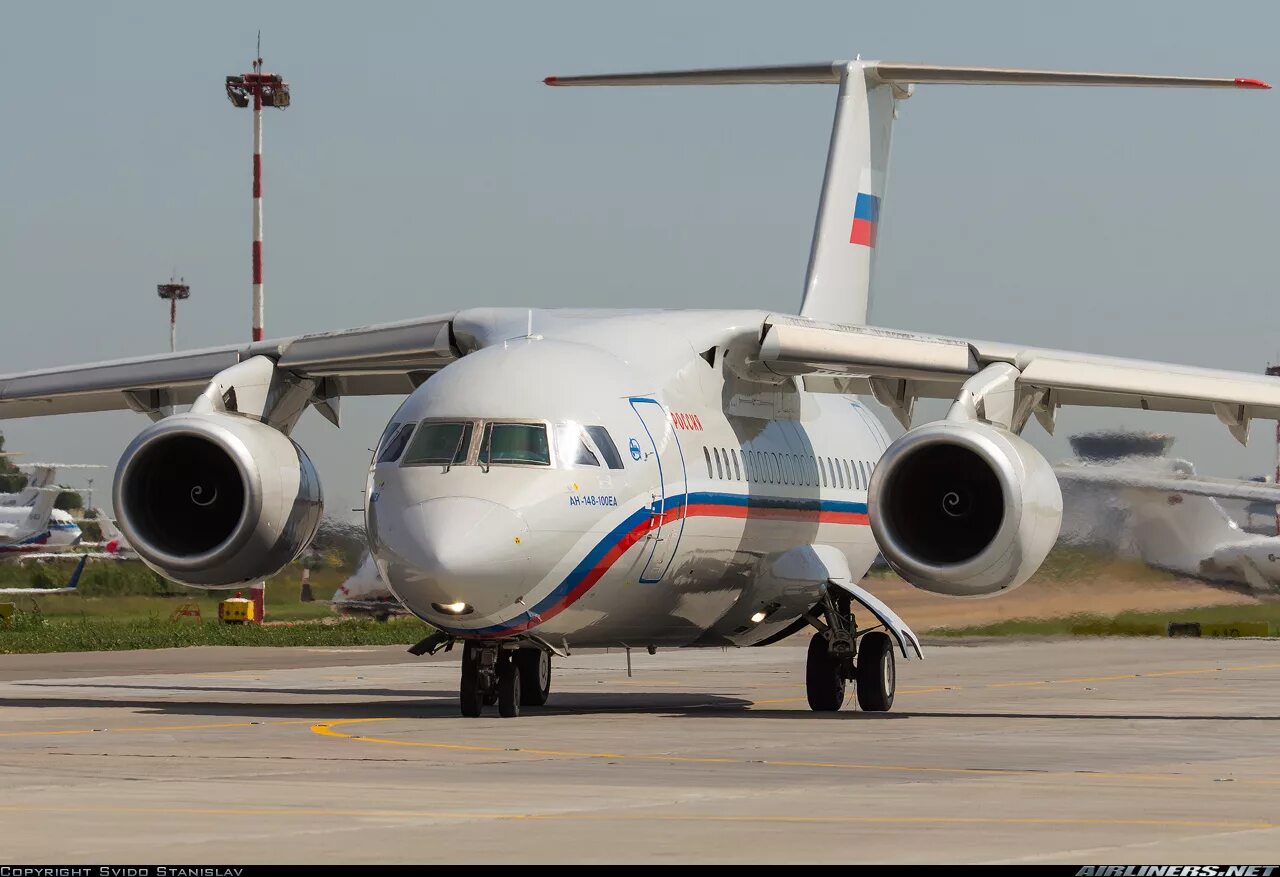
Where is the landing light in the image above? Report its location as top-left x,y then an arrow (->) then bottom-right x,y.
750,610 -> 768,624
432,601 -> 473,616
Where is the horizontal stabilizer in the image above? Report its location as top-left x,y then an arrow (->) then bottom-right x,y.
545,62 -> 1269,90
871,64 -> 1269,89
546,60 -> 1267,326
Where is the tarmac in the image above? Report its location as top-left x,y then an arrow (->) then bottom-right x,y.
1,638 -> 1277,864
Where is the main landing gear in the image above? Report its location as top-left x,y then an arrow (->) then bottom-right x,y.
805,589 -> 895,713
460,641 -> 552,718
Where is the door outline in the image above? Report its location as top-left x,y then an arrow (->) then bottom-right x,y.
630,396 -> 688,584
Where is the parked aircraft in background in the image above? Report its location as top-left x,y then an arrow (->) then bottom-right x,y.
331,553 -> 409,620
1057,455 -> 1280,597
0,489 -> 63,555
0,464 -> 105,550
0,59 -> 1273,718
17,510 -> 134,563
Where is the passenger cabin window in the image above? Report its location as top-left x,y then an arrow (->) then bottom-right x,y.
714,448 -> 725,480
842,459 -> 853,490
703,446 -> 713,478
858,460 -> 869,488
377,422 -> 415,464
731,449 -> 741,481
402,421 -> 471,466
480,422 -> 550,466
586,426 -> 625,469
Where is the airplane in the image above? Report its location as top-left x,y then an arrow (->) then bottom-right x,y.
0,464 -> 99,550
93,509 -> 133,558
16,510 -> 133,563
1056,456 -> 1280,597
0,554 -> 87,595
0,59 -> 1275,719
0,488 -> 63,555
330,553 -> 410,620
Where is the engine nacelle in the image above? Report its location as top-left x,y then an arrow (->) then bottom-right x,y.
112,413 -> 323,588
868,420 -> 1062,597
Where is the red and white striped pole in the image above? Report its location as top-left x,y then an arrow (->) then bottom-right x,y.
249,57 -> 267,623
169,297 -> 177,352
251,56 -> 265,343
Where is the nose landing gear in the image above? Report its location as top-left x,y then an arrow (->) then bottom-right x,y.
804,588 -> 896,713
459,641 -> 552,717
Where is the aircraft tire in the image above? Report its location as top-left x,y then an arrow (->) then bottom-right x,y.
856,631 -> 896,712
460,642 -> 484,718
498,654 -> 522,718
805,632 -> 846,712
516,647 -> 551,706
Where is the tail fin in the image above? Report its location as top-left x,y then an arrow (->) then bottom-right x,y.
1124,489 -> 1250,579
23,487 -> 60,536
64,554 -> 88,590
546,61 -> 1267,324
95,509 -> 121,541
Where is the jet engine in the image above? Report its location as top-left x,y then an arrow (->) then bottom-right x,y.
868,420 -> 1062,597
112,413 -> 323,588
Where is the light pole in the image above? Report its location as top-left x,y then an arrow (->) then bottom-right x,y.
226,43 -> 290,343
156,279 -> 190,352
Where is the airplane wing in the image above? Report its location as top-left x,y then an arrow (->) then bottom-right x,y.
0,313 -> 458,420
758,315 -> 1280,443
1053,465 -> 1280,504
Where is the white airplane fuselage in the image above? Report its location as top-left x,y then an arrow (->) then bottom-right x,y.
367,308 -> 891,648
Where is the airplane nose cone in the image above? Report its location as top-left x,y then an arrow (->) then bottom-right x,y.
378,497 -> 532,614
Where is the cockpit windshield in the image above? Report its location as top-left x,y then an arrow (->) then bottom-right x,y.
386,418 -> 623,470
402,421 -> 473,466
480,422 -> 550,466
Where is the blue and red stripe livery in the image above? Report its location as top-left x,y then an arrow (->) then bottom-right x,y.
450,492 -> 869,638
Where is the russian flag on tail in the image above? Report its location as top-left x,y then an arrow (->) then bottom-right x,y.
849,192 -> 880,247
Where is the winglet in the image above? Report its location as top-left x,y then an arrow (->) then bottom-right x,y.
1235,77 -> 1272,89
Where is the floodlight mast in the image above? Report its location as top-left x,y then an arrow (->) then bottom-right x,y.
225,50 -> 289,344
156,279 -> 190,353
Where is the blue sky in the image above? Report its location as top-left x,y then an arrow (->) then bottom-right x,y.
2,1 -> 1277,515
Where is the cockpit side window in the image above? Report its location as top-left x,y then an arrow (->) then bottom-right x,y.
402,421 -> 471,466
555,423 -> 600,468
375,421 -> 401,455
377,422 -> 415,464
585,426 -> 625,470
480,422 -> 551,466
